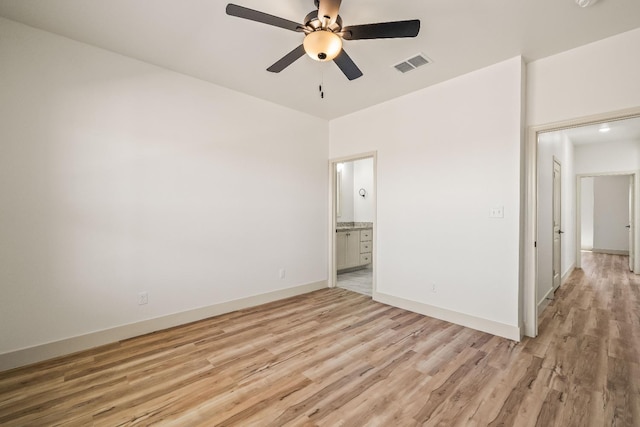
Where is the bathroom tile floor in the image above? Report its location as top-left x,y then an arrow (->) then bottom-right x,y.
337,266 -> 372,297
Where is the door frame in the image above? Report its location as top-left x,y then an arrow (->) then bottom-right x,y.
552,157 -> 562,292
524,107 -> 640,338
575,172 -> 638,270
328,151 -> 377,290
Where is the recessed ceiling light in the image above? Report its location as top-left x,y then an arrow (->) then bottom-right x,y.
575,0 -> 598,7
599,124 -> 611,133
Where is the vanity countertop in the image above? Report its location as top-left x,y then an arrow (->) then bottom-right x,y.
336,222 -> 373,231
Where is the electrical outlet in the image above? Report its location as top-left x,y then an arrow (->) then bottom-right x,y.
490,206 -> 504,218
138,291 -> 148,305
279,268 -> 286,279
431,283 -> 436,293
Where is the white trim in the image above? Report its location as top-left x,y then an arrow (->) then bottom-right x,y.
374,292 -> 521,342
591,249 -> 630,255
524,126 -> 538,338
562,262 -> 576,285
328,160 -> 338,288
576,175 -> 583,265
524,106 -> 640,339
552,156 -> 562,292
537,262 -> 574,318
537,286 -> 554,314
0,280 -> 327,372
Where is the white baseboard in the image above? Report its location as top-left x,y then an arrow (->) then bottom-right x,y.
373,291 -> 520,342
537,263 -> 575,317
0,281 -> 327,372
561,263 -> 576,285
592,248 -> 629,255
537,285 -> 555,314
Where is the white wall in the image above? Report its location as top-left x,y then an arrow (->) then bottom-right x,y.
330,57 -> 524,339
337,162 -> 354,222
337,158 -> 374,223
527,28 -> 640,127
581,177 -> 594,250
353,158 -> 374,223
593,176 -> 630,252
574,140 -> 640,175
0,18 -> 328,357
536,133 -> 575,304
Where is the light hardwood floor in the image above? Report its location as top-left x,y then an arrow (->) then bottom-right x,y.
0,252 -> 638,426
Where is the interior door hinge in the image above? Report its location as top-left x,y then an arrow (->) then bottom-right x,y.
534,241 -> 537,248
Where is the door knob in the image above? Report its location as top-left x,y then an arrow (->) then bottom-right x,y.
626,225 -> 631,229
558,230 -> 565,234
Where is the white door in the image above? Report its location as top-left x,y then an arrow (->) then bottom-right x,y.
629,175 -> 634,272
552,160 -> 562,290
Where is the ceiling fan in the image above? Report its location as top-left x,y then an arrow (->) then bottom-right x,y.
226,0 -> 420,80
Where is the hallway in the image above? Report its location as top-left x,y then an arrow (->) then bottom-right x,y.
520,252 -> 640,425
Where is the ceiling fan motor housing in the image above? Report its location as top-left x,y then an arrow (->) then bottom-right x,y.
303,11 -> 342,31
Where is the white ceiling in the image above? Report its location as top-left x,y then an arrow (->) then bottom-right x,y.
541,116 -> 640,146
1,0 -> 639,120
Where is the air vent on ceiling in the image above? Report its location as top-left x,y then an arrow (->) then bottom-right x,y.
393,53 -> 432,74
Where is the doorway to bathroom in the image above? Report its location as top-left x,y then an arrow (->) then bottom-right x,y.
330,153 -> 376,297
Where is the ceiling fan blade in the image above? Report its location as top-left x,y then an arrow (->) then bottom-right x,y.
226,4 -> 304,32
333,49 -> 363,80
343,20 -> 420,40
317,0 -> 342,26
267,45 -> 306,73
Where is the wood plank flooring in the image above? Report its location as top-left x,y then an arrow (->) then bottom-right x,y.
0,252 -> 638,426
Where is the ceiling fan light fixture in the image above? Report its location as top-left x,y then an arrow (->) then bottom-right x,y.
303,30 -> 342,61
226,2 -> 420,80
